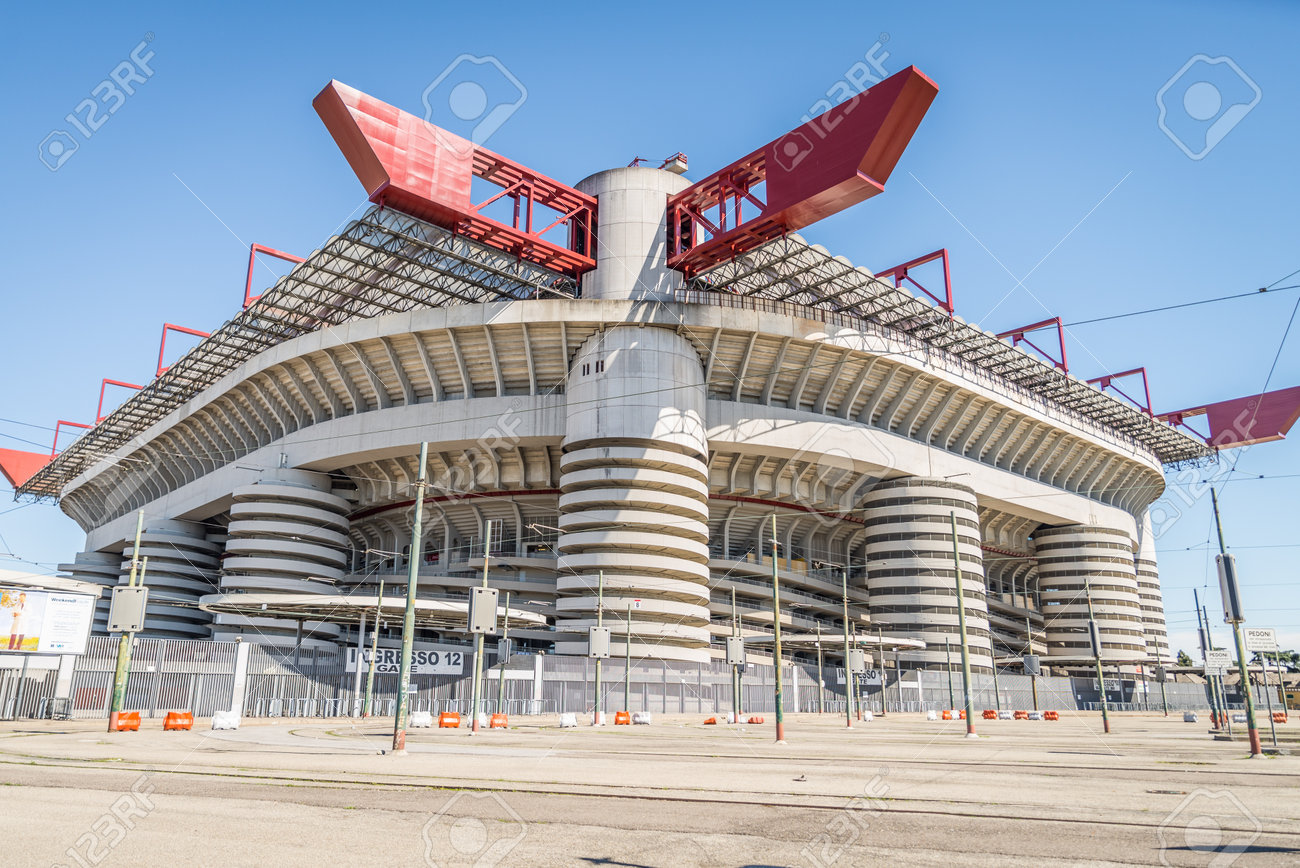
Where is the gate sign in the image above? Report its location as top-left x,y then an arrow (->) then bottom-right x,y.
1243,627 -> 1277,653
836,668 -> 884,686
0,587 -> 96,655
1205,648 -> 1232,674
346,646 -> 466,675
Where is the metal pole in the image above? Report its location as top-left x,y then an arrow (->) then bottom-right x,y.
949,512 -> 976,736
1195,589 -> 1222,729
108,510 -> 146,732
593,570 -> 604,725
731,587 -> 740,721
1262,649 -> 1278,748
1159,671 -> 1168,717
815,624 -> 824,714
876,627 -> 886,717
14,655 -> 29,719
352,608 -> 366,716
470,518 -> 491,734
624,601 -> 631,714
364,577 -> 383,717
1026,616 -> 1039,712
991,655 -> 1001,712
1084,575 -> 1110,734
1212,488 -> 1261,756
852,626 -> 861,721
391,442 -> 428,752
841,567 -> 854,728
769,514 -> 786,743
497,591 -> 511,714
945,638 -> 954,711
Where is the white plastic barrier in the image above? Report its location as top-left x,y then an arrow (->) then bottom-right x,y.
558,712 -> 578,728
926,710 -> 938,721
997,710 -> 1013,720
1183,712 -> 1199,723
862,710 -> 873,721
1028,711 -> 1044,721
1232,713 -> 1247,724
409,711 -> 433,728
211,710 -> 240,731
632,711 -> 653,725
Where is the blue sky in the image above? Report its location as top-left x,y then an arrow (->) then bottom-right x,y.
1,0 -> 1297,658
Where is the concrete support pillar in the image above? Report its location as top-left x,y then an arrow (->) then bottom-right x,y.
1035,524 -> 1145,670
1134,512 -> 1171,664
556,326 -> 712,663
862,477 -> 993,673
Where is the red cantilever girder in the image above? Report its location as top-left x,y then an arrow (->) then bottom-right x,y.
1087,367 -> 1152,416
1159,385 -> 1300,448
97,379 -> 143,423
998,317 -> 1068,373
157,323 -> 212,377
666,66 -> 939,277
50,420 -> 92,458
314,80 -> 596,277
244,244 -> 306,308
877,249 -> 954,315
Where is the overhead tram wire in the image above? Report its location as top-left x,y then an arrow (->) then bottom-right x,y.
1063,282 -> 1300,328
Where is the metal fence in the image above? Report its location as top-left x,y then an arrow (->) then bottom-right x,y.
0,635 -> 1218,720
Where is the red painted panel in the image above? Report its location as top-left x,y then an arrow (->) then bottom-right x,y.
0,448 -> 50,489
1202,386 -> 1300,448
668,66 -> 939,276
314,80 -> 595,276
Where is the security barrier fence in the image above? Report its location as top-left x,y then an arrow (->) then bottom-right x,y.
0,635 -> 1237,721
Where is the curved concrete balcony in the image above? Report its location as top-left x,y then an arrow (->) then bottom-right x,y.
556,530 -> 710,564
559,488 -> 708,520
559,466 -> 709,500
560,445 -> 708,482
559,509 -> 709,543
557,552 -> 710,583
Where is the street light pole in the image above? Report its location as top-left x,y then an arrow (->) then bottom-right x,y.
497,591 -> 511,714
392,442 -> 428,753
731,587 -> 741,721
1084,575 -> 1110,735
624,600 -> 632,715
1025,616 -> 1039,712
363,576 -> 384,717
1195,589 -> 1225,731
815,623 -> 824,715
877,627 -> 886,717
949,512 -> 976,737
841,567 -> 854,729
469,519 -> 492,734
1212,488 -> 1262,757
108,510 -> 146,733
769,514 -> 786,744
593,570 -> 604,726
945,637 -> 955,711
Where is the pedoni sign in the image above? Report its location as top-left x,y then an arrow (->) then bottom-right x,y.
1205,648 -> 1232,674
1243,628 -> 1277,653
346,647 -> 466,676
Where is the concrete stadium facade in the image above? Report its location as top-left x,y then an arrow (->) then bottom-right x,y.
46,164 -> 1196,676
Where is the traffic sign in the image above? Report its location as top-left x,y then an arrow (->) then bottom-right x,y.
1244,627 -> 1277,653
1205,648 -> 1232,674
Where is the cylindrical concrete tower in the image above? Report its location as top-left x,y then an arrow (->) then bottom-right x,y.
862,478 -> 993,672
1035,524 -> 1145,667
215,470 -> 350,646
556,326 -> 712,662
119,519 -> 220,639
574,167 -> 691,301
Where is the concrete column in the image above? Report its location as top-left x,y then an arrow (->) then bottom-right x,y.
1035,524 -> 1145,671
557,326 -> 712,663
574,167 -> 691,301
214,469 -> 350,646
1134,512 -> 1171,664
862,477 -> 993,673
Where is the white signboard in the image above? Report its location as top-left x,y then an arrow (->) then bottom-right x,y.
836,668 -> 884,686
1,587 -> 96,655
1205,648 -> 1232,674
346,647 -> 466,676
1244,627 -> 1277,653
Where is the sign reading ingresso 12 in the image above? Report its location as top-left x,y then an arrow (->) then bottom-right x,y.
345,647 -> 466,675
1,587 -> 96,655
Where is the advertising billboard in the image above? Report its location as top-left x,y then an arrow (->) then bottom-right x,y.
1,586 -> 97,655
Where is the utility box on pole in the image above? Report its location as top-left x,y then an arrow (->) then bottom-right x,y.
847,648 -> 867,674
107,587 -> 148,633
725,636 -> 745,666
1217,554 -> 1244,623
588,626 -> 611,659
467,587 -> 499,634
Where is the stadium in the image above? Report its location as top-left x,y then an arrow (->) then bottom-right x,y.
10,66 -> 1283,683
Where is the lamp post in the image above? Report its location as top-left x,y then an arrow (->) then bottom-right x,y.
1212,488 -> 1261,757
815,624 -> 824,714
1084,575 -> 1110,735
731,587 -> 741,721
624,600 -> 632,715
468,517 -> 493,734
108,511 -> 146,733
841,566 -> 854,729
392,442 -> 428,753
593,570 -> 605,726
1025,615 -> 1039,712
497,590 -> 511,714
363,576 -> 385,717
769,513 -> 786,744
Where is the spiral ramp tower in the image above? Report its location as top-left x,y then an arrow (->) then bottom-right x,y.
862,478 -> 993,673
1035,525 -> 1146,671
555,326 -> 713,663
214,470 -> 351,647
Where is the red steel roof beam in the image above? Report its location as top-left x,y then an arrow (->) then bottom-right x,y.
877,248 -> 955,316
996,316 -> 1068,373
1086,367 -> 1153,416
666,67 -> 938,277
96,379 -> 144,423
157,323 -> 212,378
244,243 -> 306,309
51,420 -> 92,458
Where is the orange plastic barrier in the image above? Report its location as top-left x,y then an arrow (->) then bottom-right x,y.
958,710 -> 966,720
163,711 -> 193,731
1044,711 -> 1060,721
1273,712 -> 1288,724
614,711 -> 631,725
982,709 -> 997,720
703,717 -> 717,725
747,716 -> 765,724
941,710 -> 953,720
1014,710 -> 1029,720
489,713 -> 508,729
112,711 -> 141,732
438,711 -> 461,729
